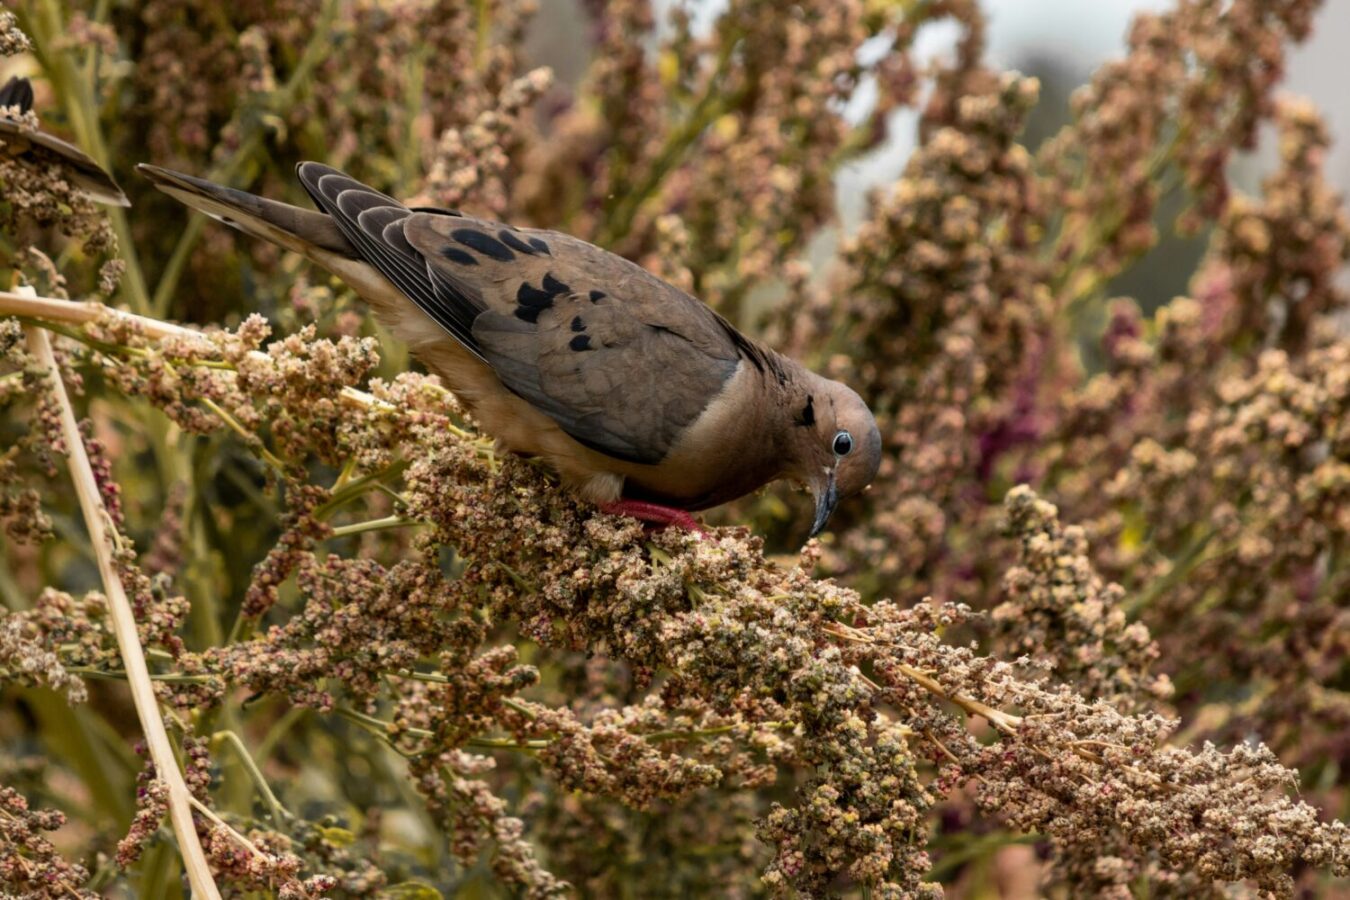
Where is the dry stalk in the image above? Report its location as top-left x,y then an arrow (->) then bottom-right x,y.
19,287 -> 223,900
0,289 -> 390,413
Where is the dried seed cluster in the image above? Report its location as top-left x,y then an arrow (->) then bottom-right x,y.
2,0 -> 1350,897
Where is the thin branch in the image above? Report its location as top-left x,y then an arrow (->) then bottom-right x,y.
21,291 -> 221,900
328,516 -> 423,539
196,394 -> 288,473
3,290 -> 195,340
0,290 -> 390,413
312,460 -> 411,519
598,37 -> 744,245
211,730 -> 292,826
335,706 -> 433,742
822,622 -> 1192,796
65,666 -> 213,684
1,293 -> 506,477
187,795 -> 269,861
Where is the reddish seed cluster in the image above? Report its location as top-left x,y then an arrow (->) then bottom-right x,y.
0,786 -> 94,899
117,750 -> 169,868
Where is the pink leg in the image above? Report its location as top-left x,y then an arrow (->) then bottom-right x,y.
598,499 -> 708,535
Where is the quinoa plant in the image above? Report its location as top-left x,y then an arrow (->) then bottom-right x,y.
1,1 -> 1348,897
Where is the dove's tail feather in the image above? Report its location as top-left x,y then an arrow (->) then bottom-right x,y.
137,164 -> 357,260
137,163 -> 461,355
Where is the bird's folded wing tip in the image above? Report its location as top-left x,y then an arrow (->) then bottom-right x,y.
135,162 -> 172,183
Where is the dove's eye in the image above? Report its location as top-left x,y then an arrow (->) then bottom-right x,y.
832,431 -> 853,457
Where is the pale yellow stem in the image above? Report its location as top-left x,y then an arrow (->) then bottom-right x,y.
21,287 -> 221,900
0,289 -> 391,413
187,795 -> 270,861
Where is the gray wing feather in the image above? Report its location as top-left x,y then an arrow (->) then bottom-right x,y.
403,215 -> 747,464
472,305 -> 692,463
297,163 -> 485,357
294,162 -> 750,464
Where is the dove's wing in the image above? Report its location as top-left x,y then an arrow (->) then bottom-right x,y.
297,162 -> 775,465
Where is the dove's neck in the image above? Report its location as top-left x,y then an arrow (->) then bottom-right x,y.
769,358 -> 827,424
763,361 -> 844,481
752,355 -> 825,461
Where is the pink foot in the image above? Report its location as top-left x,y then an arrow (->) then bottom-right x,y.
598,500 -> 708,535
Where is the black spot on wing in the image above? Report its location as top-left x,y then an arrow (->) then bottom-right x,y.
440,246 -> 478,266
452,228 -> 514,262
514,284 -> 552,323
569,335 -> 592,352
570,316 -> 585,333
517,284 -> 554,308
589,290 -> 606,303
513,275 -> 571,324
796,395 -> 816,427
528,237 -> 551,255
498,230 -> 537,256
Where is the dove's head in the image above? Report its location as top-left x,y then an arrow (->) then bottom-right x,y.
787,375 -> 882,538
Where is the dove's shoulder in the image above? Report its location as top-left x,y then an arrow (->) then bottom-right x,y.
403,212 -> 779,465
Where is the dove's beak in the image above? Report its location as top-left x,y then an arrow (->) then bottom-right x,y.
808,473 -> 839,539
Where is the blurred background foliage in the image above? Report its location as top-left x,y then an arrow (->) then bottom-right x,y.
2,0 -> 1349,896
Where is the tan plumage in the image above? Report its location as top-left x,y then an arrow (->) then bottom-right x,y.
0,77 -> 129,207
138,162 -> 881,535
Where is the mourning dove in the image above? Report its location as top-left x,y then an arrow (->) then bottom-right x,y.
0,76 -> 129,206
138,162 -> 881,536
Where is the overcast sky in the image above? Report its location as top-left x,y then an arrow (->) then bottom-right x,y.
982,0 -> 1350,189
832,0 -> 1350,223
541,0 -> 1350,224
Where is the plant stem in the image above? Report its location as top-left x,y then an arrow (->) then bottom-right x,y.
336,707 -> 551,752
0,289 -> 394,412
23,300 -> 220,899
331,456 -> 359,492
1125,528 -> 1219,615
212,730 -> 292,825
188,795 -> 271,861
196,394 -> 288,473
65,666 -> 214,684
335,706 -> 430,742
255,706 -> 308,765
328,515 -> 423,539
598,38 -> 743,245
821,623 -> 1023,733
313,460 -> 411,519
